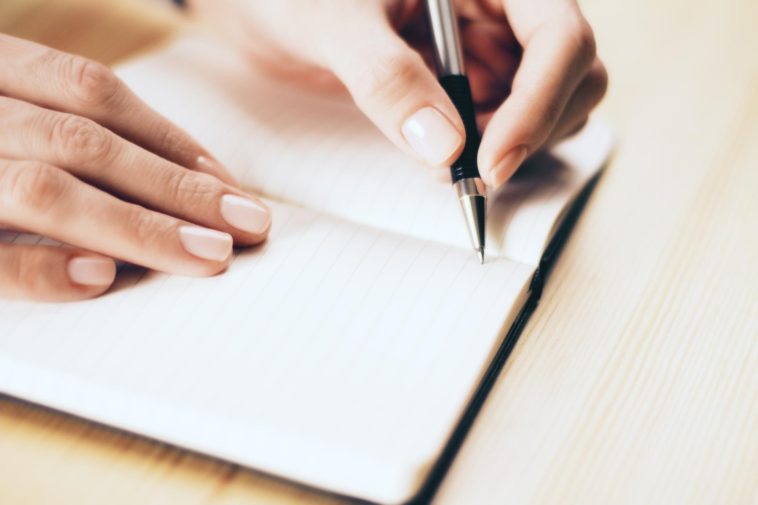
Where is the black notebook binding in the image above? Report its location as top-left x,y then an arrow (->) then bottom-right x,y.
409,170 -> 605,505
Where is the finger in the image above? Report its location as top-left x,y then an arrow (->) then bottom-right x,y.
0,97 -> 271,245
313,4 -> 465,167
0,244 -> 115,301
545,57 -> 608,145
476,110 -> 496,133
0,33 -> 239,186
0,159 -> 234,276
478,1 -> 598,188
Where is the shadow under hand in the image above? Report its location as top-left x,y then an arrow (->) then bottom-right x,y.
487,151 -> 575,253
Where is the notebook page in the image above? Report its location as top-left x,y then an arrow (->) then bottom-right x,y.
0,201 -> 534,503
116,36 -> 612,265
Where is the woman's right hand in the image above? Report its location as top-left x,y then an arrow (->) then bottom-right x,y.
0,34 -> 271,302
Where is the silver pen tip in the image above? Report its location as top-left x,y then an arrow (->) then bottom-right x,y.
454,178 -> 487,266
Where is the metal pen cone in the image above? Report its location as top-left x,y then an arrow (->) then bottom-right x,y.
454,179 -> 486,262
459,195 -> 485,252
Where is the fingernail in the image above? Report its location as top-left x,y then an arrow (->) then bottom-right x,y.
401,107 -> 463,166
220,194 -> 271,234
489,146 -> 528,188
178,226 -> 233,262
67,256 -> 116,287
196,155 -> 240,187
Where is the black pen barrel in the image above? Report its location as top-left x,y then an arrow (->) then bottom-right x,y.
439,75 -> 481,183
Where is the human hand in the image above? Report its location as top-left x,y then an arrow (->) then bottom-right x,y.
190,0 -> 607,188
0,34 -> 271,302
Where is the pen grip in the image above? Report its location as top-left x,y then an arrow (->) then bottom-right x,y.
439,74 -> 481,182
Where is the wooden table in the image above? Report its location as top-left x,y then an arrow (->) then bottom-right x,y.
1,0 -> 756,503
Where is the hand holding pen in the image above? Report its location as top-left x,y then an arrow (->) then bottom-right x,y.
190,0 -> 607,191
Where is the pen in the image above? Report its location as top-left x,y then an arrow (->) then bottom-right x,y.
425,0 -> 487,264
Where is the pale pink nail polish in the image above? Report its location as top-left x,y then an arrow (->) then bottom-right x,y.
489,146 -> 528,188
401,107 -> 463,166
178,226 -> 233,262
195,155 -> 240,187
67,257 -> 116,287
220,194 -> 271,234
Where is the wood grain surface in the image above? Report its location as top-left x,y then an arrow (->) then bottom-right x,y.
0,0 -> 755,504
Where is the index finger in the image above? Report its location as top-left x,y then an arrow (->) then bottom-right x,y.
477,0 -> 597,187
0,33 -> 239,186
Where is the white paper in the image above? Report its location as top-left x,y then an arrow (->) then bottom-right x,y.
0,36 -> 612,504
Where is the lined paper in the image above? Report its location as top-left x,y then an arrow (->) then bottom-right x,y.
0,36 -> 611,503
0,201 -> 533,503
119,37 -> 613,266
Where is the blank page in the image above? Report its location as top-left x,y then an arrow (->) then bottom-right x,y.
118,36 -> 613,265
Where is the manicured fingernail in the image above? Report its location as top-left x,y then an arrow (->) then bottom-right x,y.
489,146 -> 528,188
220,194 -> 271,234
401,107 -> 463,166
67,256 -> 116,287
178,226 -> 233,262
196,155 -> 240,187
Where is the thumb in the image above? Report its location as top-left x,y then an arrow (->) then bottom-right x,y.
316,8 -> 465,167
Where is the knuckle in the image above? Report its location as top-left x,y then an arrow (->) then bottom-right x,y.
64,55 -> 121,108
0,161 -> 66,215
125,205 -> 171,248
153,121 -> 194,163
53,114 -> 113,164
166,169 -> 224,205
355,47 -> 422,104
37,45 -> 62,72
154,121 -> 177,150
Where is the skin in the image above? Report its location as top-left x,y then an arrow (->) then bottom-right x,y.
189,0 -> 608,184
1,0 -> 606,302
0,34 -> 270,302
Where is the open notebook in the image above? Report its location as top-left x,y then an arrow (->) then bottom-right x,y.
0,37 -> 613,504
